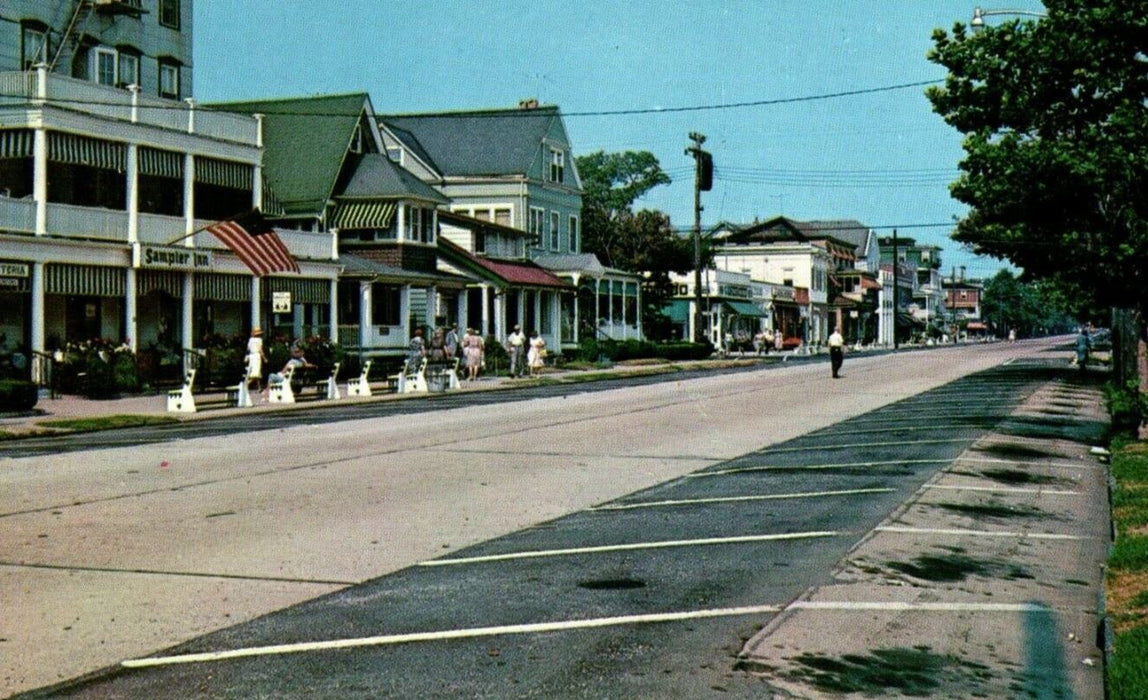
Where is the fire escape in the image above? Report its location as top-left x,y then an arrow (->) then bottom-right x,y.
46,0 -> 146,74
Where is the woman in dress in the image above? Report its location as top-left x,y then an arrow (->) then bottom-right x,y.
463,328 -> 484,381
527,330 -> 546,376
245,327 -> 265,391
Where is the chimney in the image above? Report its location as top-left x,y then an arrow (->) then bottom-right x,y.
518,98 -> 539,110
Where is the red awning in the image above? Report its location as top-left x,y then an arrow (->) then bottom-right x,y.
966,321 -> 987,330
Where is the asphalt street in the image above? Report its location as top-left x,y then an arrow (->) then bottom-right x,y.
6,340 -> 1111,698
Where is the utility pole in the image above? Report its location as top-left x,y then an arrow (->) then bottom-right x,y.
686,132 -> 712,344
891,229 -> 899,349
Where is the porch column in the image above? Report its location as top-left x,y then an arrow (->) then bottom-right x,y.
401,284 -> 411,339
328,278 -> 338,343
479,284 -> 490,336
33,127 -> 47,236
183,153 -> 196,240
533,290 -> 542,335
550,291 -> 560,347
359,281 -> 372,348
426,285 -> 437,329
124,267 -> 137,352
30,262 -> 44,354
126,143 -> 139,244
456,292 -> 466,331
181,273 -> 194,372
250,276 -> 261,332
572,274 -> 581,345
635,281 -> 642,340
493,291 -> 504,342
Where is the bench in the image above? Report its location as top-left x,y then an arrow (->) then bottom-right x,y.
267,364 -> 297,404
426,358 -> 461,392
346,359 -> 374,397
165,368 -> 197,413
390,358 -> 428,394
225,369 -> 255,409
317,362 -> 341,400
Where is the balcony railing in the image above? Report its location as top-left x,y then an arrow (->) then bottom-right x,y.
0,70 -> 259,146
0,195 -> 335,262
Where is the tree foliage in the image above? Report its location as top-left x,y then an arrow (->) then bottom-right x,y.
926,2 -> 1148,317
576,150 -> 698,339
981,269 -> 1076,338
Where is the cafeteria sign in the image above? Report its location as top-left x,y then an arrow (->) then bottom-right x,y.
272,291 -> 292,313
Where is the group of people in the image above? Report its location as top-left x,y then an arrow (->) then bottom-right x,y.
406,324 -> 487,381
505,325 -> 547,378
243,327 -> 316,400
752,328 -> 784,356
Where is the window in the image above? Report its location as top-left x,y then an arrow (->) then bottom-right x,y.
472,208 -> 491,222
549,148 -> 565,183
94,48 -> 117,87
528,207 -> 545,244
158,59 -> 180,99
349,125 -> 363,154
549,211 -> 560,251
568,215 -> 578,252
371,285 -> 401,326
159,0 -> 181,29
117,50 -> 139,87
494,208 -> 511,227
21,23 -> 49,70
404,205 -> 435,243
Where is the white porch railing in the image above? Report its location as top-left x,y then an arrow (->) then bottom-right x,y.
0,70 -> 259,146
0,196 -> 35,233
338,324 -> 407,352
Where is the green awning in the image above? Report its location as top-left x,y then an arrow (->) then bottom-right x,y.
331,200 -> 397,230
723,300 -> 766,318
662,299 -> 691,323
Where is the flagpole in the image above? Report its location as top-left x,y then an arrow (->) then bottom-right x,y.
165,209 -> 261,246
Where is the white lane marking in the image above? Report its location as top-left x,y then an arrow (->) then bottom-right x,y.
120,598 -> 1064,670
690,459 -> 949,477
955,457 -> 1097,470
790,601 -> 1053,613
121,604 -> 786,668
418,531 -> 843,567
925,484 -> 1077,496
758,438 -> 972,454
590,488 -> 894,511
876,526 -> 1087,540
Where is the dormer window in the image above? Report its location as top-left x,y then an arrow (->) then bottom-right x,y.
21,22 -> 49,70
349,124 -> 363,154
549,147 -> 565,183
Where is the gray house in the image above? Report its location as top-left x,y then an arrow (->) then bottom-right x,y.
379,101 -> 642,346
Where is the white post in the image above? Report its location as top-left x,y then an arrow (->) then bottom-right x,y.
359,281 -> 372,349
329,278 -> 338,343
185,98 -> 196,134
401,284 -> 411,339
129,84 -> 140,123
30,262 -> 45,354
126,143 -> 139,244
480,285 -> 490,336
250,276 -> 261,332
183,153 -> 195,242
181,273 -> 194,371
125,267 -> 137,352
33,128 -> 47,236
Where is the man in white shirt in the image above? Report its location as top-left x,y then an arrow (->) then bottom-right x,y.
828,327 -> 845,379
506,325 -> 526,378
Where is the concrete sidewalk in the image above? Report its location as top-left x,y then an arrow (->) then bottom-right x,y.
737,374 -> 1111,698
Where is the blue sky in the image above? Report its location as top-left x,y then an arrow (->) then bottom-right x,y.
194,1 -> 1046,280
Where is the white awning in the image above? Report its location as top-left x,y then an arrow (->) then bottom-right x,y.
331,200 -> 397,230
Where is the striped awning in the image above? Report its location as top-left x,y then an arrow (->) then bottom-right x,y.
45,264 -> 124,297
262,277 -> 330,304
49,132 -> 125,171
261,175 -> 285,217
138,270 -> 183,296
194,273 -> 252,301
0,130 -> 33,159
194,156 -> 253,189
139,147 -> 183,178
331,200 -> 397,230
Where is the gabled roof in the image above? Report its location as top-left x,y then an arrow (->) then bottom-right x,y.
438,209 -> 532,239
438,238 -> 570,290
530,253 -> 640,281
717,216 -> 858,254
340,251 -> 468,287
209,93 -> 372,216
340,153 -> 447,204
381,105 -> 562,178
805,220 -> 871,256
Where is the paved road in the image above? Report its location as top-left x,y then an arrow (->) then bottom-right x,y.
1,339 -> 1109,698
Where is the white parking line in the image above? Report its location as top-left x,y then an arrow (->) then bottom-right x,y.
925,484 -> 1077,496
417,531 -> 843,567
876,526 -> 1088,540
119,598 -> 1060,670
689,459 -> 949,477
121,604 -> 787,669
758,438 -> 973,454
590,488 -> 895,511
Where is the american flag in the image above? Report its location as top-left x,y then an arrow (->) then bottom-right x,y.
206,209 -> 301,277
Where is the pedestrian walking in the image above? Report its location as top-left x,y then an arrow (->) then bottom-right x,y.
462,328 -> 484,381
444,323 -> 459,360
828,327 -> 845,378
527,330 -> 546,376
505,324 -> 526,378
1074,326 -> 1092,372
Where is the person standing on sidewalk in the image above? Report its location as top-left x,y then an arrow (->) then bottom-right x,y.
828,327 -> 845,378
506,325 -> 526,378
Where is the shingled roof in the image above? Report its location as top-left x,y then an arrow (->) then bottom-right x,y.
209,93 -> 372,216
381,105 -> 563,178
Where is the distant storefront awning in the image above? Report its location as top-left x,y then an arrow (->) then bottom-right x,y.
331,200 -> 397,230
723,300 -> 767,318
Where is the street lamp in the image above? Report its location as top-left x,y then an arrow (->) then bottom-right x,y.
971,6 -> 1047,30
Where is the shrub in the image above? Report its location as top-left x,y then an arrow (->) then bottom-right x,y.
580,338 -> 712,363
0,379 -> 38,411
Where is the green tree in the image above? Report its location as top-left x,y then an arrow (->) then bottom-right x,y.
982,269 -> 1075,339
927,1 -> 1148,414
577,150 -> 698,339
